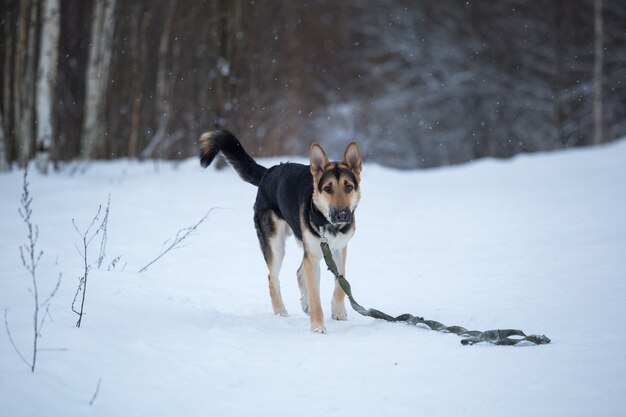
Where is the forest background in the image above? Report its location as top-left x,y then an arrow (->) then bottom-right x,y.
1,0 -> 625,170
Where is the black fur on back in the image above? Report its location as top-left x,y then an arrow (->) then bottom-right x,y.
252,162 -> 355,241
199,129 -> 267,186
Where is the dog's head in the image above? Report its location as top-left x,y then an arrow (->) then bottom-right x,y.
310,141 -> 362,225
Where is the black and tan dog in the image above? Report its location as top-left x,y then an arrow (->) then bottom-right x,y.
199,130 -> 362,333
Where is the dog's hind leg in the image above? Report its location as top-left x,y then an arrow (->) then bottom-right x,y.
254,210 -> 289,316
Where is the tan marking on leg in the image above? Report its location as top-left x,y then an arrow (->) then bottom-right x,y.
331,246 -> 348,321
268,273 -> 288,316
304,255 -> 325,333
267,215 -> 288,316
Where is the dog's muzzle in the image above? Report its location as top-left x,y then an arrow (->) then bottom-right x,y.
331,209 -> 352,225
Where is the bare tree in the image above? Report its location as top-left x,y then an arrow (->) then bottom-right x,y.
4,168 -> 62,372
127,2 -> 152,159
593,0 -> 604,145
141,0 -> 177,159
212,0 -> 243,129
35,0 -> 61,173
71,199 -> 110,328
2,1 -> 15,165
81,0 -> 117,159
14,0 -> 38,166
0,110 -> 8,171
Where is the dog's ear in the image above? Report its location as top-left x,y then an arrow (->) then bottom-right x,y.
343,141 -> 362,176
310,143 -> 329,177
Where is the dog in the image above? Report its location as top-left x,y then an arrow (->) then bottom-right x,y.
199,130 -> 362,333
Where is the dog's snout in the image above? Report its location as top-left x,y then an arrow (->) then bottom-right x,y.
332,209 -> 352,224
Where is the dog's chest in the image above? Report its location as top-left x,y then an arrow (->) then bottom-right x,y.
324,228 -> 354,252
302,225 -> 354,258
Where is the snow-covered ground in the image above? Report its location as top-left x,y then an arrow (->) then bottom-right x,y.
1,141 -> 625,417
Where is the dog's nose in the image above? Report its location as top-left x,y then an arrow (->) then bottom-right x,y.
333,209 -> 352,224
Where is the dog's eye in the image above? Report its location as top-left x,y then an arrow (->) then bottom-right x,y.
323,185 -> 333,194
344,183 -> 354,193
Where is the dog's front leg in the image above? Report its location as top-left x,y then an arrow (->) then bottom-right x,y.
331,246 -> 348,321
303,255 -> 325,333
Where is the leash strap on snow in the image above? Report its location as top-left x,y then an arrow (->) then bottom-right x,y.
320,240 -> 550,346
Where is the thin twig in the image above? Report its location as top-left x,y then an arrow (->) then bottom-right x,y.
138,207 -> 225,273
39,273 -> 62,310
71,206 -> 102,328
89,378 -> 102,406
97,194 -> 111,268
107,255 -> 122,271
71,275 -> 85,316
3,309 -> 31,369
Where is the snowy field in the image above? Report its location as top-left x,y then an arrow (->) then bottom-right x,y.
1,141 -> 625,417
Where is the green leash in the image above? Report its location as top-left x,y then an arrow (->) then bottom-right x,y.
320,240 -> 550,346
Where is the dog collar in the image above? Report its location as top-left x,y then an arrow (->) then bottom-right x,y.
309,198 -> 354,239
309,198 -> 330,235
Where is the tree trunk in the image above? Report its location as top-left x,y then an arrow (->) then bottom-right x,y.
551,2 -> 564,147
15,0 -> 38,166
141,0 -> 176,159
0,110 -> 8,171
81,0 -> 117,159
2,0 -> 16,165
35,0 -> 60,173
213,0 -> 242,129
127,4 -> 152,158
592,0 -> 604,145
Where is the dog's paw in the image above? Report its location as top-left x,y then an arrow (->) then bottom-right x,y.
273,306 -> 289,317
312,325 -> 327,334
331,303 -> 348,321
331,311 -> 348,321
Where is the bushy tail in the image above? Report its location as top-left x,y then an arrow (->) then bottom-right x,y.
199,129 -> 267,186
